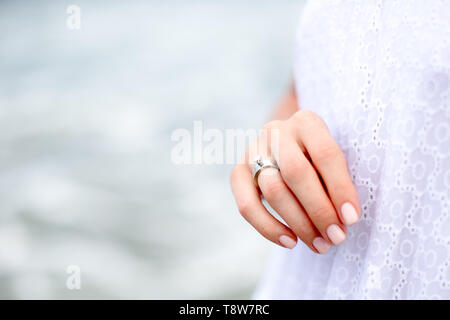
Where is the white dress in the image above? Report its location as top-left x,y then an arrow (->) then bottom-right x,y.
254,0 -> 450,299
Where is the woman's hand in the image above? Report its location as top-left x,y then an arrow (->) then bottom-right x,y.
230,110 -> 361,254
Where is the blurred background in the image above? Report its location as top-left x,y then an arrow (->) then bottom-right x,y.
0,0 -> 304,299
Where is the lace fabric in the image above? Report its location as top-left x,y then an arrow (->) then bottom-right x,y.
254,0 -> 450,299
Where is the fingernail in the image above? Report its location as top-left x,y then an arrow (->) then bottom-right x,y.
313,237 -> 331,254
279,235 -> 297,249
326,224 -> 346,245
341,202 -> 359,225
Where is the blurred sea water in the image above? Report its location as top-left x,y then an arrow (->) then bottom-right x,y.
0,0 -> 304,298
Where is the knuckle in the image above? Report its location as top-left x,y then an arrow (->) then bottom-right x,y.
281,161 -> 299,182
314,144 -> 343,164
230,166 -> 240,185
292,109 -> 322,126
261,179 -> 285,201
291,222 -> 315,241
331,182 -> 357,201
329,182 -> 350,196
309,205 -> 333,221
280,158 -> 309,184
263,120 -> 282,131
236,199 -> 252,217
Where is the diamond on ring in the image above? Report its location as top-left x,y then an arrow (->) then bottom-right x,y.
252,156 -> 280,186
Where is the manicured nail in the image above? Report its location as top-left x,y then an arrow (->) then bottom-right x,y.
341,202 -> 359,225
279,235 -> 297,249
326,224 -> 346,245
313,237 -> 331,254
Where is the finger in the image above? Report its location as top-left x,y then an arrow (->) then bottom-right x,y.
293,110 -> 361,226
257,167 -> 331,254
274,134 -> 347,246
230,164 -> 298,249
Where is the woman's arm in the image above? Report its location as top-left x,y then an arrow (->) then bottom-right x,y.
270,81 -> 299,121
